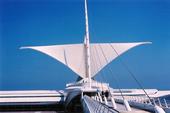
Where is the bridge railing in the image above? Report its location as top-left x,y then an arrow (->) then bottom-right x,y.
82,95 -> 118,113
114,95 -> 170,108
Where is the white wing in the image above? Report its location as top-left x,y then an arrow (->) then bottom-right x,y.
21,44 -> 86,79
21,42 -> 151,79
90,42 -> 151,77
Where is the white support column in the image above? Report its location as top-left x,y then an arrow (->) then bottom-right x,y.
154,105 -> 166,113
111,97 -> 117,109
81,91 -> 84,100
153,98 -> 156,105
164,98 -> 168,108
98,92 -> 103,103
123,99 -> 132,111
158,98 -> 162,107
104,96 -> 108,105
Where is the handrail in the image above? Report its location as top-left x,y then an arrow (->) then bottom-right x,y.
82,95 -> 119,113
115,95 -> 169,108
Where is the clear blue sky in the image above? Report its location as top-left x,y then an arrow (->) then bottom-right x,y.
1,0 -> 170,90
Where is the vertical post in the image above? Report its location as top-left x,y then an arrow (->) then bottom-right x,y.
164,98 -> 168,108
153,98 -> 156,105
84,0 -> 91,88
104,95 -> 108,105
123,99 -> 132,111
154,105 -> 166,113
81,91 -> 84,100
111,97 -> 117,109
98,92 -> 103,103
158,98 -> 162,107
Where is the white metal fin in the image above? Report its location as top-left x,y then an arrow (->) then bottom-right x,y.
20,42 -> 151,79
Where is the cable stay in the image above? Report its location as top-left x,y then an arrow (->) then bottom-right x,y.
98,44 -> 133,111
109,44 -> 152,102
92,44 -> 131,110
91,45 -> 105,92
98,44 -> 125,100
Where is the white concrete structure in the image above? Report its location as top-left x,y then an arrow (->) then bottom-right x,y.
1,0 -> 169,113
0,90 -> 64,103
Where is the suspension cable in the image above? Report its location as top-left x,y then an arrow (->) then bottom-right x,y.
92,45 -> 105,91
93,46 -> 107,84
98,44 -> 125,100
90,46 -> 102,90
110,44 -> 152,102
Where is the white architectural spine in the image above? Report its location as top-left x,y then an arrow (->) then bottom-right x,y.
84,0 -> 91,88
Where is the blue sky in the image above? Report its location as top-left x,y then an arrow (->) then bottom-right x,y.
1,0 -> 170,90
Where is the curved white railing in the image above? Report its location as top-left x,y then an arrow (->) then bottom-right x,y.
82,95 -> 119,113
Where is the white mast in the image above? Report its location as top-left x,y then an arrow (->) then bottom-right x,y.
84,0 -> 91,88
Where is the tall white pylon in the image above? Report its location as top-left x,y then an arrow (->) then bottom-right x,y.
84,0 -> 91,88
